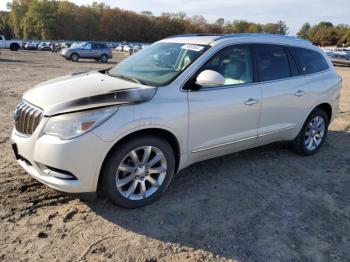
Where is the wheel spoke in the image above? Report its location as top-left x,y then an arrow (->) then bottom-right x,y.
130,150 -> 140,166
316,123 -> 325,132
118,163 -> 134,173
307,137 -> 313,149
125,180 -> 138,198
312,117 -> 319,128
316,118 -> 324,129
147,153 -> 162,167
149,166 -> 166,174
305,128 -> 311,136
141,146 -> 152,164
140,181 -> 146,198
146,176 -> 159,188
116,174 -> 135,187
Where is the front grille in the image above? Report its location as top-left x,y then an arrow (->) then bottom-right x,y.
14,101 -> 43,135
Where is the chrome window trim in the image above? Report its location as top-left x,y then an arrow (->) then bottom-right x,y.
179,41 -> 330,93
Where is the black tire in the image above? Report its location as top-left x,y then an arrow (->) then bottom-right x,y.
101,136 -> 175,208
100,54 -> 108,63
10,43 -> 20,51
70,53 -> 79,62
292,108 -> 329,156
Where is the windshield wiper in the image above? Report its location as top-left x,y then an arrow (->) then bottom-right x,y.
112,73 -> 145,85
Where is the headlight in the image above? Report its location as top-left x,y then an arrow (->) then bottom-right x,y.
43,107 -> 117,139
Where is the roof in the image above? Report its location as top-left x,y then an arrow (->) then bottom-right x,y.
160,33 -> 312,48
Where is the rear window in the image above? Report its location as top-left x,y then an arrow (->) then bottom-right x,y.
291,47 -> 329,75
255,45 -> 291,81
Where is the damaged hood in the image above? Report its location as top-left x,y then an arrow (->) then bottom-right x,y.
23,71 -> 157,116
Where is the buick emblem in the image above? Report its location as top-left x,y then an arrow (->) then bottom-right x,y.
13,107 -> 20,121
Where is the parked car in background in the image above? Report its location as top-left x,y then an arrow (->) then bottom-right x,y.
123,44 -> 132,52
0,35 -> 23,51
115,44 -> 124,51
11,34 -> 341,208
24,42 -> 37,50
60,42 -> 112,62
327,53 -> 350,66
38,42 -> 51,51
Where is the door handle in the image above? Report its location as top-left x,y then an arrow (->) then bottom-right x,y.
295,90 -> 305,96
244,98 -> 259,105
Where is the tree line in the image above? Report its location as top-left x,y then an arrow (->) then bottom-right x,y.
297,22 -> 350,47
0,0 -> 349,46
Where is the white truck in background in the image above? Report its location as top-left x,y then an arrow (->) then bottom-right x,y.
0,35 -> 23,51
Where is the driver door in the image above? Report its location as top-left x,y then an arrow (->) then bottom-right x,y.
187,45 -> 261,162
79,43 -> 92,58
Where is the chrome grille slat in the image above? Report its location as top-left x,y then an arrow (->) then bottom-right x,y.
19,104 -> 29,132
23,106 -> 32,134
32,110 -> 42,134
24,108 -> 34,134
14,101 -> 43,135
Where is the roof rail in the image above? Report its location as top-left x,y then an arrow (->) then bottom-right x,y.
165,33 -> 224,39
165,33 -> 311,45
215,33 -> 312,44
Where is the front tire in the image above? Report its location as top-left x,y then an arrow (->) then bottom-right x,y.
101,136 -> 175,208
10,43 -> 20,51
292,108 -> 329,156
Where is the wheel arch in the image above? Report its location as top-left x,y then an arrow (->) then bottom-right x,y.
315,102 -> 332,121
70,52 -> 79,59
97,127 -> 181,192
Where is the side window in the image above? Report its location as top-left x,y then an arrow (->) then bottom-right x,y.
291,47 -> 329,74
83,43 -> 92,49
255,45 -> 291,81
200,45 -> 253,86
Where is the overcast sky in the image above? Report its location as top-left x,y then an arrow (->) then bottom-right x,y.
1,0 -> 349,34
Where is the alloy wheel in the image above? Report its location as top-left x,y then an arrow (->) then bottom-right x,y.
304,115 -> 325,151
115,146 -> 167,200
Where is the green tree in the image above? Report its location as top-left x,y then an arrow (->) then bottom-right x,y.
309,22 -> 336,46
0,11 -> 14,38
22,0 -> 58,39
297,22 -> 311,39
334,24 -> 349,46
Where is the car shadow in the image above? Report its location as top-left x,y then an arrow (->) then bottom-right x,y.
87,130 -> 350,261
0,58 -> 26,63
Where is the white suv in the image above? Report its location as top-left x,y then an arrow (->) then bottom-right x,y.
11,34 -> 341,208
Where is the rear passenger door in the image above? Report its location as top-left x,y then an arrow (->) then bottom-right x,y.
254,44 -> 311,142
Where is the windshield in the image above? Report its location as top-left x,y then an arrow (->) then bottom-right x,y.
71,42 -> 86,48
108,42 -> 209,86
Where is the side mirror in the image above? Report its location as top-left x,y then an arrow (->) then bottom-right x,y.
195,70 -> 225,87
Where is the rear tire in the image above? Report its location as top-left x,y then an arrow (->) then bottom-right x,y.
100,54 -> 108,63
101,136 -> 175,208
70,53 -> 79,62
292,108 -> 329,156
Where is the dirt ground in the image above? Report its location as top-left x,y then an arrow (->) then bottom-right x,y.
0,49 -> 350,262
